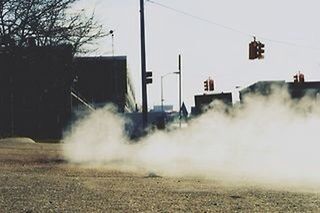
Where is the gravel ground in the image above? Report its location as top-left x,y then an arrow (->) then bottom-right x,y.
1,139 -> 320,212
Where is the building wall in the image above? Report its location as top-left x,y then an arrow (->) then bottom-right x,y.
0,46 -> 73,139
192,93 -> 233,115
287,82 -> 320,100
0,52 -> 137,139
239,81 -> 286,102
240,81 -> 320,102
73,56 -> 136,113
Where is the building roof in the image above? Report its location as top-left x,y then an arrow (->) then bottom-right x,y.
74,56 -> 126,62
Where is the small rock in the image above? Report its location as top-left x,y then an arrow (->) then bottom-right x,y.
230,195 -> 242,199
146,172 -> 162,178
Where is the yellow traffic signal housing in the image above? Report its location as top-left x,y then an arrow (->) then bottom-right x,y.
209,79 -> 214,91
249,39 -> 265,60
249,41 -> 258,60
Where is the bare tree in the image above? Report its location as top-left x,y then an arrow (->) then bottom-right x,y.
0,0 -> 106,53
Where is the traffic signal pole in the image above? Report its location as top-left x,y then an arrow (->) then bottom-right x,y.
140,0 -> 148,128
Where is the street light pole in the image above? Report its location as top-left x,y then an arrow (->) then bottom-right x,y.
161,75 -> 164,111
161,72 -> 176,112
159,55 -> 182,126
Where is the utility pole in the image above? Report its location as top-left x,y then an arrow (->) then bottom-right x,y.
178,54 -> 182,128
140,0 -> 148,128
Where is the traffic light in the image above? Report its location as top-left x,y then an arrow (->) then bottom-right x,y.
209,79 -> 214,91
249,41 -> 258,60
257,42 -> 265,59
146,71 -> 152,84
249,39 -> 265,60
299,73 -> 305,82
204,80 -> 208,91
293,72 -> 305,83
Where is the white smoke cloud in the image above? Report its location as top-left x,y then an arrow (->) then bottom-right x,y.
62,89 -> 320,187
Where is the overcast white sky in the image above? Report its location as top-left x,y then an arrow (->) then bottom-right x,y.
75,0 -> 320,110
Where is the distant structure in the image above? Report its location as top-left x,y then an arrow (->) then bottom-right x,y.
125,105 -> 184,139
73,56 -> 137,113
125,111 -> 168,139
239,81 -> 285,102
240,74 -> 320,102
152,105 -> 173,112
287,81 -> 320,100
0,45 -> 73,139
191,93 -> 233,115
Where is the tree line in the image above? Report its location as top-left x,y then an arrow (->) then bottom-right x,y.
0,0 -> 106,53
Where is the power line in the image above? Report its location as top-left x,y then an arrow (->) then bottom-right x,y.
146,0 -> 251,37
258,36 -> 320,51
146,0 -> 320,51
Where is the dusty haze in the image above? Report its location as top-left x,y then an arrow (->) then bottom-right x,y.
63,89 -> 320,187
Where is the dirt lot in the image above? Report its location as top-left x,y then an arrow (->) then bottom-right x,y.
1,139 -> 320,212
